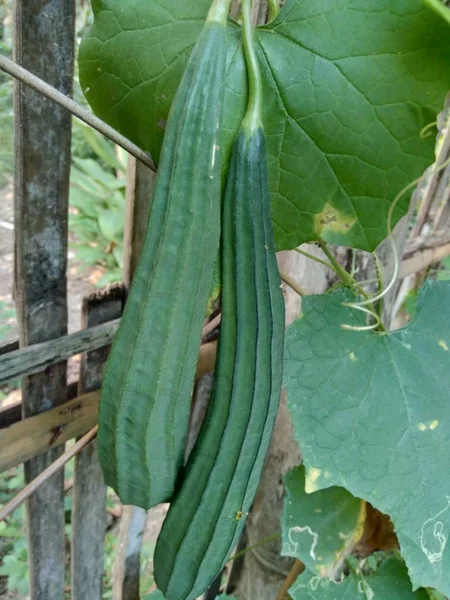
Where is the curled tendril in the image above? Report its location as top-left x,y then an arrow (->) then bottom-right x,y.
341,153 -> 450,333
341,304 -> 381,332
420,121 -> 438,139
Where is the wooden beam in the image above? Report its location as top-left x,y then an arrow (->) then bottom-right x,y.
400,242 -> 450,278
0,317 -> 120,384
0,339 -> 19,356
0,391 -> 100,473
0,381 -> 78,430
0,342 -> 217,473
14,0 -> 75,597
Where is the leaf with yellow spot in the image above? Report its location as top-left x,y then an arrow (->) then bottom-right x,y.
284,280 -> 450,595
79,0 -> 450,251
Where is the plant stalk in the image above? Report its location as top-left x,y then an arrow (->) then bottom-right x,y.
208,0 -> 234,22
241,0 -> 263,131
318,238 -> 355,289
294,247 -> 334,270
280,272 -> 308,297
268,0 -> 281,21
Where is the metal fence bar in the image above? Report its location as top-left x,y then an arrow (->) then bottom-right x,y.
14,0 -> 76,597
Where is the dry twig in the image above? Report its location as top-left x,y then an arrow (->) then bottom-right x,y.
0,54 -> 156,171
0,427 -> 98,522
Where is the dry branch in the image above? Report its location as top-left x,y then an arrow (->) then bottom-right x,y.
400,242 -> 450,278
0,427 -> 99,522
0,54 -> 156,172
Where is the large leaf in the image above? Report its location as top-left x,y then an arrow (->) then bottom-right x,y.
80,0 -> 450,252
79,0 -> 224,162
283,466 -> 365,576
424,0 -> 450,25
284,281 -> 450,595
290,555 -> 429,600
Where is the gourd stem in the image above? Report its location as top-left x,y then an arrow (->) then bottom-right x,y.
280,272 -> 308,297
294,247 -> 334,270
207,0 -> 234,23
319,238 -> 386,332
268,0 -> 281,21
318,238 -> 356,290
226,533 -> 281,563
241,0 -> 263,131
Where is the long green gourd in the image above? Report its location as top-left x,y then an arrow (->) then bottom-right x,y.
154,1 -> 285,597
97,0 -> 231,509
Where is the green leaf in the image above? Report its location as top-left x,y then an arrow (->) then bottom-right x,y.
79,0 -> 216,162
284,280 -> 450,595
282,466 -> 365,576
79,0 -> 450,252
74,120 -> 126,171
72,244 -> 105,266
424,0 -> 450,25
260,0 -> 450,251
290,555 -> 428,600
72,157 -> 125,190
69,186 -> 101,218
96,269 -> 122,288
70,164 -> 108,199
216,596 -> 238,599
98,210 -> 124,241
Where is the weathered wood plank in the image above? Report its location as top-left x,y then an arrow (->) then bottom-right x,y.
0,391 -> 100,473
114,156 -> 155,600
0,339 -> 19,356
113,507 -> 147,600
0,343 -> 216,471
0,317 -> 120,384
123,158 -> 156,287
71,286 -> 124,600
0,381 -> 78,430
14,1 -> 75,597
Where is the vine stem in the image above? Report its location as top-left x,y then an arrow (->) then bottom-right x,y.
0,53 -> 156,171
276,559 -> 305,600
241,0 -> 263,131
294,247 -> 334,270
208,0 -> 234,22
280,272 -> 308,297
226,533 -> 281,564
202,312 -> 222,339
317,238 -> 385,332
267,0 -> 281,21
318,238 -> 355,289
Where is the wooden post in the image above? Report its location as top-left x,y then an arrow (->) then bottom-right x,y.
13,1 -> 75,598
71,285 -> 125,600
113,157 -> 156,600
123,158 -> 156,287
